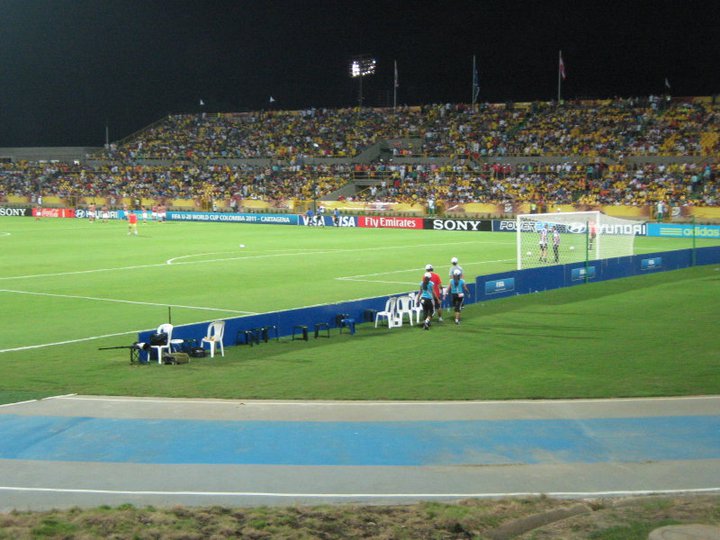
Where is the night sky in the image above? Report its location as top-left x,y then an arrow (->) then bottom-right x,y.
1,0 -> 718,147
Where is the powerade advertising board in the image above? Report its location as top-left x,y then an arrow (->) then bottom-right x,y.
492,219 -> 648,236
168,211 -> 299,224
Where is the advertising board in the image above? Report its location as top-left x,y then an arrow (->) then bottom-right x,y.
358,216 -> 423,229
168,211 -> 299,225
0,207 -> 31,217
484,277 -> 515,295
426,218 -> 492,231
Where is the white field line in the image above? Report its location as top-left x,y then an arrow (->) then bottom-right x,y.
0,485 -> 717,500
0,242 -> 504,353
0,330 -> 145,354
1,288 -> 412,355
0,286 -> 410,354
0,289 -> 255,315
0,312 -> 242,354
0,240 -> 503,282
336,258 -> 514,283
338,279 -> 419,285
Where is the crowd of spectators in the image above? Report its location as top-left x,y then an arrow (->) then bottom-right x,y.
354,161 -> 718,209
2,158 -> 715,211
1,98 -> 718,210
0,161 -> 349,207
103,107 -> 430,161
99,98 -> 720,161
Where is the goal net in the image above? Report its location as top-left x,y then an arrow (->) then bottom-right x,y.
516,211 -> 643,270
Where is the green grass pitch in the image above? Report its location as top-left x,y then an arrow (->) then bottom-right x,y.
1,217 -> 718,403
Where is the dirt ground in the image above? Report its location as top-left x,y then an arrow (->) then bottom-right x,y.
0,494 -> 718,539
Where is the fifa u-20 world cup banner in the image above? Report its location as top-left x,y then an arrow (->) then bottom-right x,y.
168,211 -> 299,225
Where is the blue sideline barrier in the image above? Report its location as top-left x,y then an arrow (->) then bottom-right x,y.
476,246 -> 720,301
137,246 -> 718,362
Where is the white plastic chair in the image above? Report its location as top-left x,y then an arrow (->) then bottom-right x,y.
396,295 -> 416,326
408,294 -> 424,324
374,297 -> 399,328
201,320 -> 226,358
150,323 -> 174,364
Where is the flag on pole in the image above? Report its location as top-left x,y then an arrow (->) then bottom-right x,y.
559,51 -> 566,80
472,55 -> 480,104
394,60 -> 399,88
664,78 -> 671,90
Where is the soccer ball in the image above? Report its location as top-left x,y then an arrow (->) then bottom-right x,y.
526,251 -> 532,256
239,244 -> 245,248
569,246 -> 575,251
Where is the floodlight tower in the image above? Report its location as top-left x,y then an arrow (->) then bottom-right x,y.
349,55 -> 376,108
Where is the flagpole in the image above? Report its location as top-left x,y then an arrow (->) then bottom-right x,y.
557,50 -> 562,103
393,60 -> 398,112
471,55 -> 480,110
472,55 -> 476,106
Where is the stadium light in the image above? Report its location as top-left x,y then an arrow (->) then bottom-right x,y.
349,55 -> 376,107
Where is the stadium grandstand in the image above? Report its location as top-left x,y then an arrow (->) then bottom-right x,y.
0,96 -> 718,221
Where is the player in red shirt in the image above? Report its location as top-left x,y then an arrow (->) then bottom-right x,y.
127,210 -> 138,236
424,264 -> 444,322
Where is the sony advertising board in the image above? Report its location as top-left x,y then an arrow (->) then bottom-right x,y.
427,218 -> 492,232
0,207 -> 31,217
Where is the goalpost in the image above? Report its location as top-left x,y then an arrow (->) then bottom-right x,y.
516,211 -> 644,270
